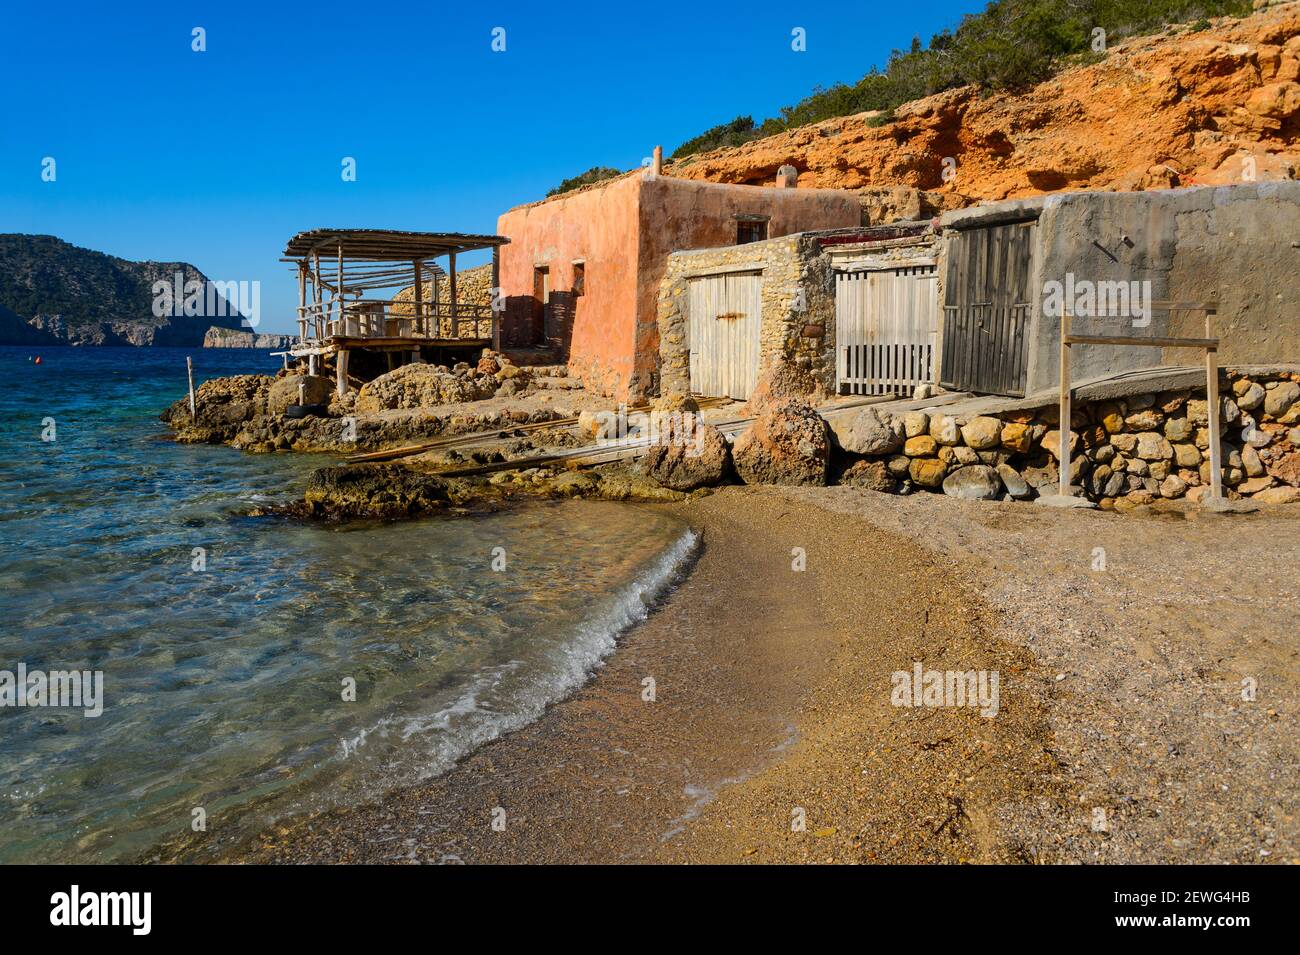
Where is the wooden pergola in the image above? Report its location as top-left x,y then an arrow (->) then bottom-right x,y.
281,228 -> 509,396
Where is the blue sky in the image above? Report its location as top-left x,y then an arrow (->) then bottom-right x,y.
1,0 -> 979,333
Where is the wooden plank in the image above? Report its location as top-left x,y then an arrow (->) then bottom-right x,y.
1059,309 -> 1072,497
1064,335 -> 1219,348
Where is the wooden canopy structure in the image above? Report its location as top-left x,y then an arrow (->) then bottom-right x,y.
281,228 -> 509,396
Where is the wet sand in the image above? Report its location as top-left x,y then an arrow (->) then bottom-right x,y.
205,487 -> 1061,864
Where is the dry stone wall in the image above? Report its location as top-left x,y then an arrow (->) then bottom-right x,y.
828,370 -> 1300,508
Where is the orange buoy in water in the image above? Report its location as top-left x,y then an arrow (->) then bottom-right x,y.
33,356 -> 41,364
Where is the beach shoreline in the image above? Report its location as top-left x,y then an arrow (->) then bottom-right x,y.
148,482 -> 1299,865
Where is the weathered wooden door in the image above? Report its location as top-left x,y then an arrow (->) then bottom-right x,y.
835,264 -> 938,396
688,272 -> 762,400
940,220 -> 1034,396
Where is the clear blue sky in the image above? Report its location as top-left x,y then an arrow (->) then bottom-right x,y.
0,0 -> 979,333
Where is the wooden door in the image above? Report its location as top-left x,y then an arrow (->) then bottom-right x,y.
940,221 -> 1034,396
835,264 -> 938,396
688,272 -> 762,400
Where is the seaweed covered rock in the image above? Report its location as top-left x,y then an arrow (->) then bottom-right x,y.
302,464 -> 453,519
355,363 -> 498,413
732,399 -> 830,487
161,373 -> 273,443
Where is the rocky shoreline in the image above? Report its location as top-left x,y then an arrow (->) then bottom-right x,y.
162,353 -> 1300,521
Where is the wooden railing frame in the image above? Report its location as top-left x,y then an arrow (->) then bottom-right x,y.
1058,301 -> 1221,502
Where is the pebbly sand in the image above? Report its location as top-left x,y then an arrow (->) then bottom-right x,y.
195,486 -> 1297,864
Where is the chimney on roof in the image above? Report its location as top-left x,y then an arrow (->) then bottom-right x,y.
652,145 -> 663,177
776,165 -> 798,189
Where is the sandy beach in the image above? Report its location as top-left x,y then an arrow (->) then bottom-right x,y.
173,484 -> 1296,865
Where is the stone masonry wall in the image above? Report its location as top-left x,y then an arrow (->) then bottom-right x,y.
658,234 -> 835,399
831,369 -> 1300,509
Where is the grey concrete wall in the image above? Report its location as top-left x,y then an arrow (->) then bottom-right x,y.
943,183 -> 1300,396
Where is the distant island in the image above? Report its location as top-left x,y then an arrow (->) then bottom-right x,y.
0,234 -> 247,346
202,326 -> 296,349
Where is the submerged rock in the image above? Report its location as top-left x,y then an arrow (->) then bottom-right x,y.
302,464 -> 455,519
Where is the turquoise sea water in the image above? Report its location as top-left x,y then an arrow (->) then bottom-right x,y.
0,346 -> 695,863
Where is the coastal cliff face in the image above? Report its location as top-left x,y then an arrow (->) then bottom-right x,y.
203,327 -> 296,349
0,234 -> 244,346
665,5 -> 1300,214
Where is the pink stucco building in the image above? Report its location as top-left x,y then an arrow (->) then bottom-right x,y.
496,169 -> 861,400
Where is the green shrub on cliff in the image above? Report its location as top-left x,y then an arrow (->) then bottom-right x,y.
546,166 -> 623,197
670,0 -> 1252,158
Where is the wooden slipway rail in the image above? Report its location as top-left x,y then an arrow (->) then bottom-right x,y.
343,397 -> 731,464
379,391 -> 974,479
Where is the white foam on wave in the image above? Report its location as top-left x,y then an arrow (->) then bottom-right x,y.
338,525 -> 701,788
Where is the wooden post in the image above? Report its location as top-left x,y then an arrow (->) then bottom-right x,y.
337,243 -> 345,336
491,245 -> 501,352
312,251 -> 322,338
297,263 -> 307,341
1059,308 -> 1072,497
336,348 -> 348,398
1205,307 -> 1223,502
449,250 -> 458,338
413,259 -> 423,336
186,356 -> 196,421
298,381 -> 305,406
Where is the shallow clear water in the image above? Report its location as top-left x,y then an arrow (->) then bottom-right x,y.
0,346 -> 694,863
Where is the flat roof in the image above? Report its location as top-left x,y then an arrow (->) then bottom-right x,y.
282,228 -> 509,260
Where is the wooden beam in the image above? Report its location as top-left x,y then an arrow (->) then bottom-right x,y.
449,250 -> 459,336
1205,307 -> 1223,502
1063,334 -> 1219,349
336,348 -> 349,398
1059,309 -> 1072,497
491,245 -> 501,352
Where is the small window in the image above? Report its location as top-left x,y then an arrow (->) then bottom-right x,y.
572,262 -> 585,297
737,220 -> 768,244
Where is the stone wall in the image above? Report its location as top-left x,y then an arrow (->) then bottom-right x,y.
829,369 -> 1300,509
658,234 -> 836,400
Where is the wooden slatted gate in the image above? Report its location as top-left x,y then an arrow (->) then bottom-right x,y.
835,264 -> 938,396
688,271 -> 762,400
940,220 -> 1034,397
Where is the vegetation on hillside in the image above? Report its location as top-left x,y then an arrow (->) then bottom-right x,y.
670,0 -> 1252,158
546,166 -> 623,197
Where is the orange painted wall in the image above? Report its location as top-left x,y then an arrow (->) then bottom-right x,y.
497,174 -> 861,400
